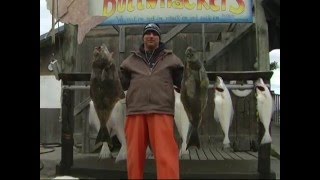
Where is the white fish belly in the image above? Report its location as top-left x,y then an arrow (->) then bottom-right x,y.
174,92 -> 190,154
257,92 -> 273,144
88,100 -> 100,134
214,91 -> 233,144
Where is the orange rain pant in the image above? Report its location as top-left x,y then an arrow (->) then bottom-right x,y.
125,114 -> 180,179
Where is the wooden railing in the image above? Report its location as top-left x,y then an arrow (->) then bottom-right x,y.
271,93 -> 280,126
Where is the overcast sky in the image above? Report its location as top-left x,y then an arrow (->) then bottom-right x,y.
40,0 -> 280,107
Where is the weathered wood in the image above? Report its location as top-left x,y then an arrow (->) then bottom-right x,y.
196,148 -> 207,160
247,151 -> 258,158
254,0 -> 270,71
59,88 -> 75,175
209,146 -> 224,160
40,108 -> 61,143
216,148 -> 233,160
202,24 -> 206,63
258,122 -> 271,174
232,95 -> 251,151
58,73 -> 91,82
202,148 -> 216,160
118,26 -> 126,68
58,156 -> 276,179
61,24 -> 78,73
189,149 -> 199,160
93,23 -> 231,35
205,23 -> 254,63
234,152 -> 257,160
180,153 -> 190,160
162,24 -> 189,43
224,150 -> 242,160
82,106 -> 90,153
73,96 -> 91,116
112,25 -> 120,33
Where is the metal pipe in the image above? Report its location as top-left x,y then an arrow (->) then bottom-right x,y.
62,84 -> 271,90
62,85 -> 90,90
208,84 -> 270,89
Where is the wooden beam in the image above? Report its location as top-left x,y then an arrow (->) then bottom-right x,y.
62,24 -> 78,73
162,24 -> 190,43
254,0 -> 270,71
202,24 -> 206,63
205,23 -> 254,64
73,97 -> 91,116
88,23 -> 231,38
58,73 -> 90,82
112,25 -> 120,33
118,26 -> 126,67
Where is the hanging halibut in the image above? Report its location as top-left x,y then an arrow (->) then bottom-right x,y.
90,44 -> 125,158
180,47 -> 209,149
255,78 -> 273,144
213,76 -> 234,149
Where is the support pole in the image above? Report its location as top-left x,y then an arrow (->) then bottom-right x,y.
59,83 -> 75,175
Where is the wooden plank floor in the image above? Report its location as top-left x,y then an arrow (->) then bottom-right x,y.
88,147 -> 276,161
58,147 -> 277,179
145,147 -> 259,161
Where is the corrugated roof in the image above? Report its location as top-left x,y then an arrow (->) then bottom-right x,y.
40,25 -> 65,43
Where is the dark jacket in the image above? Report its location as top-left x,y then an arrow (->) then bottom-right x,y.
120,43 -> 184,115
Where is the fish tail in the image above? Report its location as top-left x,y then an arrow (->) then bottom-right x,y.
186,126 -> 200,149
95,127 -> 113,149
95,128 -> 103,145
261,131 -> 272,144
223,136 -> 230,145
115,145 -> 127,163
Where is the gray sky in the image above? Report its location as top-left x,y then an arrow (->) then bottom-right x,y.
40,0 -> 279,96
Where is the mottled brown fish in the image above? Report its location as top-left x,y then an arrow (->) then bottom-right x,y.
180,47 -> 209,149
90,44 -> 125,158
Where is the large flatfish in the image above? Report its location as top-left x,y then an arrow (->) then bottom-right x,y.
255,78 -> 273,144
180,47 -> 209,149
90,44 -> 125,158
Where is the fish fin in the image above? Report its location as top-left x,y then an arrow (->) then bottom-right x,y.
95,128 -> 104,145
186,126 -> 200,149
99,142 -> 111,159
214,106 -> 220,123
115,145 -> 127,163
261,132 -> 272,144
95,127 -> 113,149
101,69 -> 106,81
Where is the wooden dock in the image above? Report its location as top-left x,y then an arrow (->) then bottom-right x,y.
56,147 -> 276,179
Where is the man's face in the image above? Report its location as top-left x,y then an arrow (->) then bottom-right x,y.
143,31 -> 160,50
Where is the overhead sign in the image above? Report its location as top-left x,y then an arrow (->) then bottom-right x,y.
89,0 -> 253,25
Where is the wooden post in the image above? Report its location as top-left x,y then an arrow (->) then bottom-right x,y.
58,23 -> 78,175
82,105 -> 90,153
254,0 -> 271,176
61,24 -> 78,73
254,0 -> 270,71
258,121 -> 271,173
59,81 -> 75,175
118,26 -> 126,67
202,24 -> 206,64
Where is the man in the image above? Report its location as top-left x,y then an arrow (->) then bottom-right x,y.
120,23 -> 184,179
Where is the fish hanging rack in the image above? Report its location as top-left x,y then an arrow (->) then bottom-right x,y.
207,70 -> 273,89
59,70 -> 273,90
